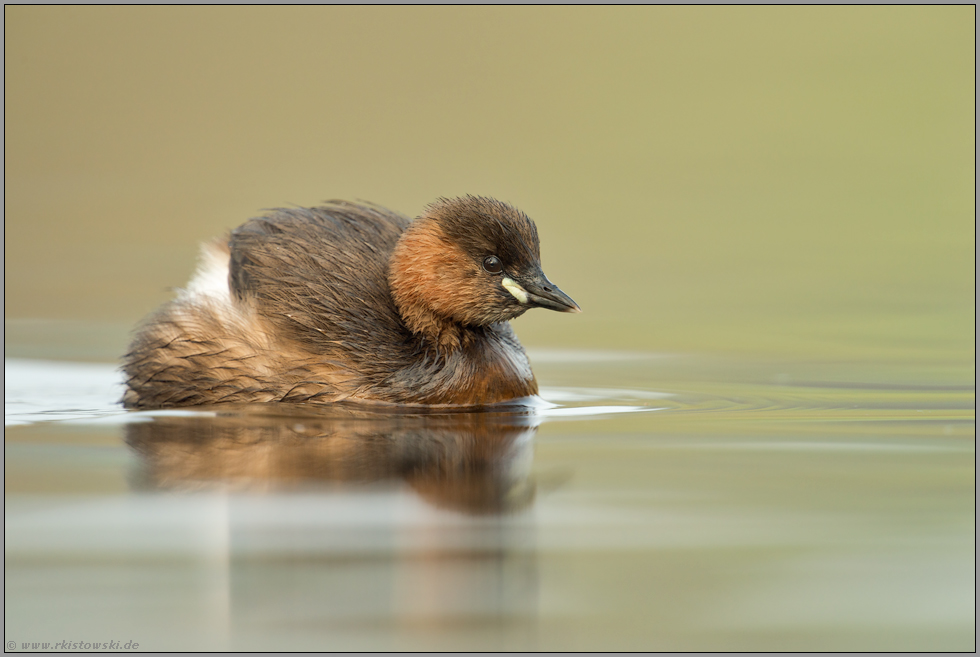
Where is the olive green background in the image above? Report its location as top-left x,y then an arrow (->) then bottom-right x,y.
5,6 -> 975,362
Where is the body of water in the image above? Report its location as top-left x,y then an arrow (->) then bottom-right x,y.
5,348 -> 974,651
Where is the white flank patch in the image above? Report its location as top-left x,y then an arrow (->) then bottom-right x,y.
174,240 -> 261,335
181,241 -> 232,304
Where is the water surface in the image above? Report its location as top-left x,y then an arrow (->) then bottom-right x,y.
5,351 -> 974,651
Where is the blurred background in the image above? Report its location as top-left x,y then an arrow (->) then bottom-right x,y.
5,6 -> 974,365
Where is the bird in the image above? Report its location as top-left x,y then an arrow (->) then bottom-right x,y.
122,195 -> 579,408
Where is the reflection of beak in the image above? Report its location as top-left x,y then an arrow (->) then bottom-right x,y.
505,268 -> 581,313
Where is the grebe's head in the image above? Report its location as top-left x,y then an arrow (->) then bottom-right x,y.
389,196 -> 579,344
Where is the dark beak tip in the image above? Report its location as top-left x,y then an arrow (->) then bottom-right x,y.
524,270 -> 580,314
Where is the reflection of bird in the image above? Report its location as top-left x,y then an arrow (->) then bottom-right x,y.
123,196 -> 578,408
125,406 -> 538,514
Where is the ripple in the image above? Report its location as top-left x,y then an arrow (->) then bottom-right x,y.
537,405 -> 662,419
4,358 -> 663,426
4,357 -> 974,427
538,386 -> 673,403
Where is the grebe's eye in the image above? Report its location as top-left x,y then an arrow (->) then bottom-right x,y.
483,255 -> 503,274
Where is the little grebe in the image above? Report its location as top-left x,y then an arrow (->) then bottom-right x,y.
122,196 -> 579,408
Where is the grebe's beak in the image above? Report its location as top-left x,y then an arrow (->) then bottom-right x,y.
508,268 -> 581,313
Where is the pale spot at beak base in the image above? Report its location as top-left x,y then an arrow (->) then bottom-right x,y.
502,277 -> 529,304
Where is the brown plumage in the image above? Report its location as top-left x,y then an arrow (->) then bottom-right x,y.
122,196 -> 579,408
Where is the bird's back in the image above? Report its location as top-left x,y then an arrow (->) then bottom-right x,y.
229,201 -> 413,359
123,202 -> 416,407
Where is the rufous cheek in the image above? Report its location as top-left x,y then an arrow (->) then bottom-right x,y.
389,222 -> 487,327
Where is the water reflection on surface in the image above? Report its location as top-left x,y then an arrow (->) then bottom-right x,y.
4,356 -> 975,651
126,411 -> 544,649
126,408 -> 539,514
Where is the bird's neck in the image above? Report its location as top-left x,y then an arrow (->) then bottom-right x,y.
407,306 -> 467,352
